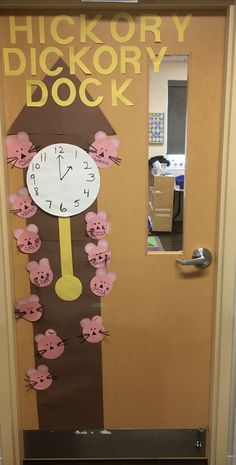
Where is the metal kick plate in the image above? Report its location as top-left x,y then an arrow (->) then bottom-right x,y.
23,429 -> 206,459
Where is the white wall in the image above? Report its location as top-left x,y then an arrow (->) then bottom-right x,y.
149,58 -> 188,159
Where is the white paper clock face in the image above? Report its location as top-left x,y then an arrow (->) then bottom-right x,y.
26,143 -> 100,217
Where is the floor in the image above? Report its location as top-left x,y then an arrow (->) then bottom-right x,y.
151,221 -> 183,252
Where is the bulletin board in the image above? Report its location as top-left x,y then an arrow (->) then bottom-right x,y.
0,7 -> 226,459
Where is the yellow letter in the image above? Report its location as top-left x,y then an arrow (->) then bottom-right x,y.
39,47 -> 63,76
30,48 -> 37,75
50,15 -> 75,45
39,16 -> 46,44
172,14 -> 192,42
140,15 -> 161,43
79,78 -> 103,107
10,16 -> 33,44
69,46 -> 92,75
80,14 -> 103,44
52,78 -> 76,106
146,46 -> 167,72
111,79 -> 134,106
120,46 -> 141,74
110,13 -> 135,43
26,80 -> 48,107
3,48 -> 26,76
93,46 -> 118,75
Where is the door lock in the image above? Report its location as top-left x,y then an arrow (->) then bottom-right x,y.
176,248 -> 212,269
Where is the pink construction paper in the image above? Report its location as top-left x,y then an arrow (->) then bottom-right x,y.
88,131 -> 121,169
6,131 -> 38,169
15,294 -> 43,322
85,240 -> 111,268
25,365 -> 53,391
85,211 -> 110,240
14,224 -> 41,254
35,329 -> 65,359
90,269 -> 117,297
10,187 -> 37,219
80,315 -> 109,343
27,258 -> 53,287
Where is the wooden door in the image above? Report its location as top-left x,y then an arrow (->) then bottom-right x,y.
0,6 -> 226,460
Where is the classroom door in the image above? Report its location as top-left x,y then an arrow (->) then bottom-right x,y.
0,6 -> 226,460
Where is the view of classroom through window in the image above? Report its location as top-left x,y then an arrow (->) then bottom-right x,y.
148,55 -> 188,252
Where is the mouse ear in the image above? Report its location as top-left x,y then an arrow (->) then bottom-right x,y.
26,224 -> 38,233
6,135 -> 16,147
26,367 -> 36,377
85,243 -> 96,254
107,272 -> 117,283
97,211 -> 107,220
85,212 -> 96,222
14,228 -> 24,239
17,131 -> 29,140
35,334 -> 44,343
92,315 -> 103,324
39,258 -> 50,268
28,294 -> 40,303
80,318 -> 91,328
9,193 -> 18,204
45,329 -> 56,336
15,299 -> 26,309
38,365 -> 49,373
95,131 -> 107,141
111,136 -> 120,148
27,261 -> 38,272
95,268 -> 106,277
97,240 -> 108,248
18,187 -> 29,197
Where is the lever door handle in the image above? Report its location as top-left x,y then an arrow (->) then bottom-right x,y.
176,248 -> 212,269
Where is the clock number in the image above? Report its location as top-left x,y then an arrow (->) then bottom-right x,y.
46,200 -> 52,209
83,161 -> 92,170
84,189 -> 90,198
55,146 -> 64,154
86,173 -> 95,182
30,174 -> 36,185
40,152 -> 47,162
74,199 -> 80,207
35,163 -> 40,169
60,202 -> 67,213
34,187 -> 39,196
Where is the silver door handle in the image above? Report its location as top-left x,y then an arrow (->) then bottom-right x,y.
176,248 -> 212,269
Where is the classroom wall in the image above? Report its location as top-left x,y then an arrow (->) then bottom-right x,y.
148,59 -> 188,159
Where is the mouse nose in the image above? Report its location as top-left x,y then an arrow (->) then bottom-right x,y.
27,240 -> 32,246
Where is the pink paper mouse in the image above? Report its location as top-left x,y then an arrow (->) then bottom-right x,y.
80,315 -> 109,343
85,211 -> 110,240
15,295 -> 43,322
27,258 -> 53,287
6,131 -> 38,169
25,365 -> 53,391
85,240 -> 111,268
88,131 -> 121,168
35,329 -> 65,360
90,269 -> 117,296
10,187 -> 37,219
14,224 -> 41,254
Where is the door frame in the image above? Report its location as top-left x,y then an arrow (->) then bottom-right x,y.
0,1 -> 235,464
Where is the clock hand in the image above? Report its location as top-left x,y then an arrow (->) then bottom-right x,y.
55,217 -> 82,301
57,155 -> 73,181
